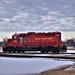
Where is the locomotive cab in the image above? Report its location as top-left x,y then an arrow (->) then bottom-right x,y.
12,33 -> 24,43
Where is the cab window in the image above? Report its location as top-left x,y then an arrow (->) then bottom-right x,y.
19,37 -> 24,43
13,37 -> 17,39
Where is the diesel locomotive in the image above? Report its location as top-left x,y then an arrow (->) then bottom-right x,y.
3,32 -> 67,53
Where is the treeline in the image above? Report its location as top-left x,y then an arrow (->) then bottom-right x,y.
65,38 -> 75,47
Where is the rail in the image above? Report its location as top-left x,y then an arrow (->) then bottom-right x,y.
0,52 -> 75,59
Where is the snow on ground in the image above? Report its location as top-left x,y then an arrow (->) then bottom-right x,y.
0,57 -> 74,75
67,50 -> 75,53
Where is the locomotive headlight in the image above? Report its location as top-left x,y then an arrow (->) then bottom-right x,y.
13,40 -> 17,42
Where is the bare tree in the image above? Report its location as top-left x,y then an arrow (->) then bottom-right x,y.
3,37 -> 7,46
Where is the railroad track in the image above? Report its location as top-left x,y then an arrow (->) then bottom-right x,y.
0,52 -> 75,59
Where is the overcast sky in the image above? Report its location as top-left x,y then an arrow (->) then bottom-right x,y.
0,0 -> 75,40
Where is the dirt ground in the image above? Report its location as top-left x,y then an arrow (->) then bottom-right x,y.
38,64 -> 75,75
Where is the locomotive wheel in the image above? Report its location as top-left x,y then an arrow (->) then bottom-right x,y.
52,46 -> 60,53
13,51 -> 15,53
10,50 -> 13,53
45,51 -> 48,53
40,47 -> 46,53
18,50 -> 24,53
41,51 -> 45,53
18,51 -> 20,53
53,50 -> 56,53
23,51 -> 26,53
56,51 -> 59,53
19,51 -> 22,53
9,50 -> 11,53
53,49 -> 60,53
45,48 -> 49,53
22,51 -> 24,53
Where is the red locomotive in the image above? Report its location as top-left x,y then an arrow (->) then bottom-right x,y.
3,32 -> 67,53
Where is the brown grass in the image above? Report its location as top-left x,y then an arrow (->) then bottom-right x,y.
39,64 -> 75,75
40,70 -> 75,75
